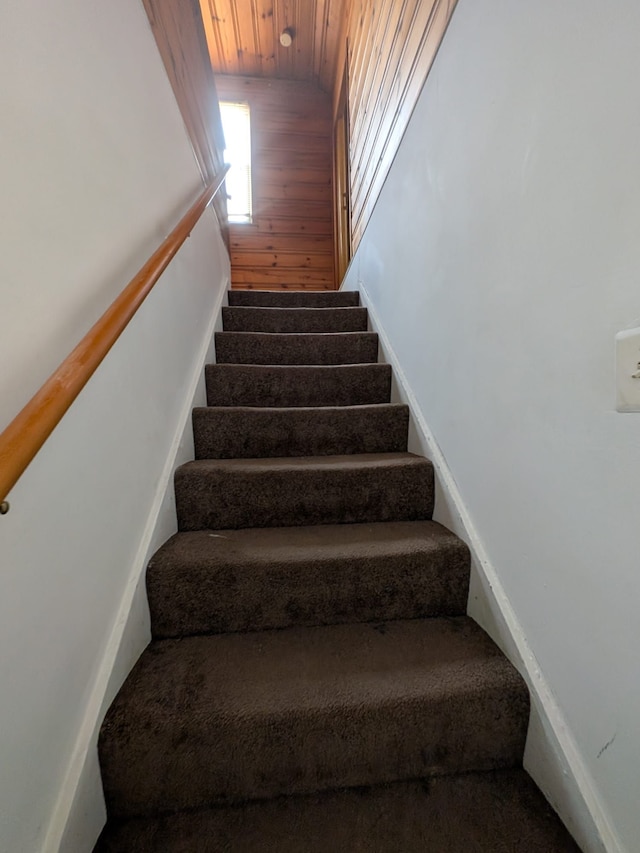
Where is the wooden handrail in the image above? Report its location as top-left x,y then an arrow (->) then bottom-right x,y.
0,167 -> 229,510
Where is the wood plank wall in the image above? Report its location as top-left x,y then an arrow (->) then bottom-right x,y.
199,0 -> 345,93
216,76 -> 336,291
343,0 -> 459,249
142,0 -> 227,227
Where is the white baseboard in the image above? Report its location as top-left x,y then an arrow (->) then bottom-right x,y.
357,282 -> 623,853
43,280 -> 229,853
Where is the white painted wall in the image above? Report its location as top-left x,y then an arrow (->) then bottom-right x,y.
343,1 -> 640,851
0,1 -> 229,850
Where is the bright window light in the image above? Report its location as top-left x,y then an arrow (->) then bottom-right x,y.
220,101 -> 252,224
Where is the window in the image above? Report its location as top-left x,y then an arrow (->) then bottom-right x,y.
220,101 -> 252,224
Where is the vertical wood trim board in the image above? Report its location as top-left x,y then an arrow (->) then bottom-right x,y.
216,75 -> 336,291
344,0 -> 459,249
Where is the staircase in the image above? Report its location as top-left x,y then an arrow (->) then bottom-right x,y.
95,290 -> 579,851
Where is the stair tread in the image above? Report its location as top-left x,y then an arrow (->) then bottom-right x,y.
153,518 -> 462,566
224,306 -> 364,314
99,617 -> 529,815
95,770 -> 580,853
222,305 -> 368,333
194,402 -> 406,415
214,331 -> 379,365
192,403 -> 409,458
194,402 -> 407,416
105,616 -> 521,716
175,453 -> 434,531
217,330 -> 373,337
179,450 -> 428,474
147,521 -> 470,637
228,290 -> 359,307
205,363 -> 392,407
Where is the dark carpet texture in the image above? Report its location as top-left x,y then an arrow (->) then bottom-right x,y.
96,771 -> 580,852
174,453 -> 434,531
228,289 -> 360,308
99,618 -> 529,817
206,363 -> 392,407
222,305 -> 368,333
95,289 -> 581,851
214,331 -> 379,365
147,520 -> 471,638
192,403 -> 410,458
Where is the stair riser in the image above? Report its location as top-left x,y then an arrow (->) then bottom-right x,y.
215,332 -> 378,365
95,771 -> 582,853
222,306 -> 368,333
101,671 -> 528,817
228,290 -> 359,308
148,538 -> 470,638
206,364 -> 392,408
175,462 -> 434,531
193,405 -> 409,459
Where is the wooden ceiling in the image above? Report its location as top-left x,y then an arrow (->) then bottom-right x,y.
198,0 -> 346,92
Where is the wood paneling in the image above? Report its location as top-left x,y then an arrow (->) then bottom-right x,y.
341,0 -> 459,248
216,76 -> 336,291
231,233 -> 334,253
199,0 -> 346,93
175,0 -> 459,279
231,268 -> 334,287
142,0 -> 226,183
230,249 -> 333,265
257,218 -> 333,235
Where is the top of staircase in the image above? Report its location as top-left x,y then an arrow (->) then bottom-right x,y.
228,290 -> 360,308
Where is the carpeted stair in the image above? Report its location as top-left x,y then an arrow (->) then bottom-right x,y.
95,289 -> 580,851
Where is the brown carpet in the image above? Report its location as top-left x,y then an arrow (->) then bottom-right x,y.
174,452 -> 435,531
95,289 -> 581,851
96,771 -> 580,852
215,330 -> 379,365
227,289 -> 360,308
205,363 -> 392,407
192,403 -> 410,458
100,618 -> 529,817
222,305 -> 369,333
146,520 -> 471,638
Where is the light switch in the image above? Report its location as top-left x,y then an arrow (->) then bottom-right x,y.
616,327 -> 640,412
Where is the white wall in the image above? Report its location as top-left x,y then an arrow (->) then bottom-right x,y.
0,1 -> 229,851
343,1 -> 640,851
